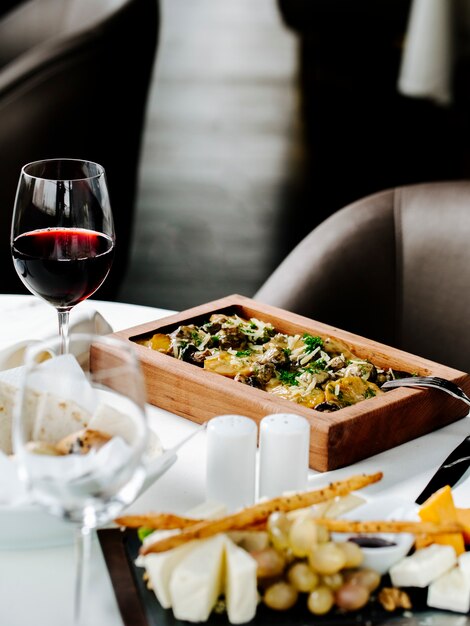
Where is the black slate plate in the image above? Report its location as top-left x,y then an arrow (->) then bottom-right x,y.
98,529 -> 470,626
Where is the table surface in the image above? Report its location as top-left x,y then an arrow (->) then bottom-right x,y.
0,295 -> 469,626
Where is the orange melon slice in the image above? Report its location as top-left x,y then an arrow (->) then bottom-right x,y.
417,485 -> 465,555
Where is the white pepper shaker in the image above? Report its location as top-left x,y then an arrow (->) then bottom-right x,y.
206,414 -> 257,511
258,413 -> 310,499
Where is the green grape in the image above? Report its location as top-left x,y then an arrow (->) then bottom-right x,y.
321,572 -> 344,591
308,542 -> 347,575
307,585 -> 334,615
288,516 -> 318,557
250,547 -> 286,578
316,524 -> 330,544
267,511 -> 291,551
338,541 -> 364,568
287,562 -> 319,592
229,530 -> 269,553
344,568 -> 381,592
263,582 -> 299,611
335,582 -> 370,611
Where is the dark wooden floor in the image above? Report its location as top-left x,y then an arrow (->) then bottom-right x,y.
118,0 -> 306,311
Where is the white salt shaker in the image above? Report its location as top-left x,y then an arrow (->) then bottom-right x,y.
259,413 -> 310,499
206,414 -> 257,512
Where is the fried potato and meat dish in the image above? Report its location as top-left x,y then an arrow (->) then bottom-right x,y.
137,314 -> 408,411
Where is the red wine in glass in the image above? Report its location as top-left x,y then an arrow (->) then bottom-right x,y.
12,228 -> 114,309
10,158 -> 115,354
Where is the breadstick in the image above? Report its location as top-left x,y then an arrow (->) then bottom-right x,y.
314,518 -> 463,535
115,513 -> 201,530
140,472 -> 382,555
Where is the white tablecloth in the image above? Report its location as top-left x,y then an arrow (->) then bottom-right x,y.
0,295 -> 469,626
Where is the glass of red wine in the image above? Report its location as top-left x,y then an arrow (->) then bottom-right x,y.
11,158 -> 115,354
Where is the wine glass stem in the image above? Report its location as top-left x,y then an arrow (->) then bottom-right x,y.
58,309 -> 70,355
74,524 -> 92,626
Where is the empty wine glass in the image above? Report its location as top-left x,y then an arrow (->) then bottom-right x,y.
10,158 -> 115,354
13,333 -> 148,626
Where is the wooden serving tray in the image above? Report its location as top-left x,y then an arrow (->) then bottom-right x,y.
92,295 -> 470,471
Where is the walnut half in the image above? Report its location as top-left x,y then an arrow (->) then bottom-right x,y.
378,587 -> 412,612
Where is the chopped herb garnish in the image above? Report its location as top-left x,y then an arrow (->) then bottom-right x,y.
137,527 -> 154,542
303,333 -> 323,353
278,369 -> 299,386
190,330 -> 200,343
142,313 -> 411,413
236,349 -> 252,357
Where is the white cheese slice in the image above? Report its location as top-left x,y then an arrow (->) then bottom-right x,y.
224,537 -> 258,624
138,500 -> 227,608
169,534 -> 226,622
135,528 -> 180,567
321,494 -> 366,519
389,544 -> 457,588
287,494 -> 366,523
143,538 -> 195,609
459,551 -> 470,583
427,567 -> 470,613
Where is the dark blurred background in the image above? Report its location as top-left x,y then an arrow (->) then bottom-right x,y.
119,0 -> 470,311
3,0 -> 470,312
119,0 -> 304,310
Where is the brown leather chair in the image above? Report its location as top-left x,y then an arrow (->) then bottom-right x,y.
0,0 -> 159,299
255,182 -> 470,372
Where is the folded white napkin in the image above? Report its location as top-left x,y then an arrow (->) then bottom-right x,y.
398,0 -> 470,106
0,353 -> 163,505
398,0 -> 453,105
0,301 -> 113,371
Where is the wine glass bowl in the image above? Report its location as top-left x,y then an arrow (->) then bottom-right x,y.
14,334 -> 148,522
13,333 -> 148,624
11,159 -> 115,353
